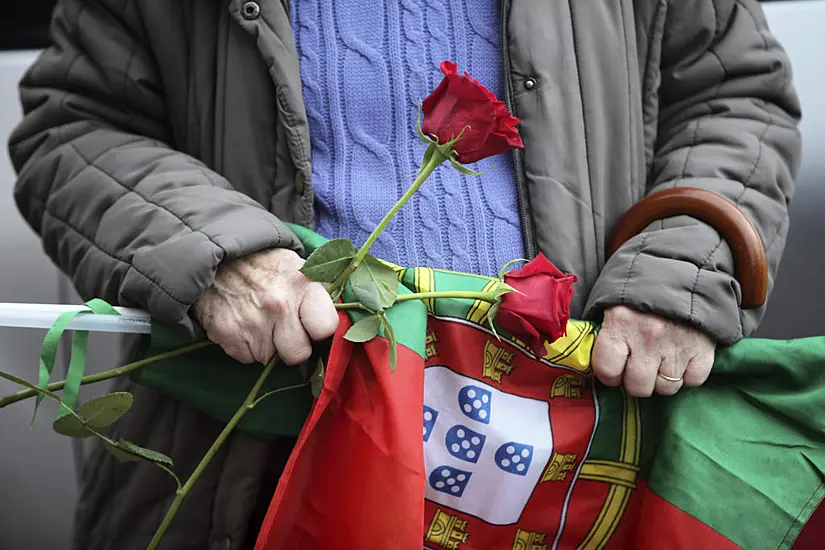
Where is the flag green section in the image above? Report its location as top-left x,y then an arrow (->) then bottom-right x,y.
641,337 -> 825,549
132,327 -> 313,440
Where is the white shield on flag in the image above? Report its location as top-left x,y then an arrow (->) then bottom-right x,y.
423,366 -> 553,525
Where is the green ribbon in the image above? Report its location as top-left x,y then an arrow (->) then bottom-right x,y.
33,299 -> 120,422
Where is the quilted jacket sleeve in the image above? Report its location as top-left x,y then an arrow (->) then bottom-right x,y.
8,0 -> 302,336
585,0 -> 802,344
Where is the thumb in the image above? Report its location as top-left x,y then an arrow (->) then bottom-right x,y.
592,327 -> 629,387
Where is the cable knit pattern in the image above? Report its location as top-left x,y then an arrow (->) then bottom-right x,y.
292,0 -> 524,276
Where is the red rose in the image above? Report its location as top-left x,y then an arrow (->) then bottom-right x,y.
422,61 -> 524,164
496,254 -> 577,355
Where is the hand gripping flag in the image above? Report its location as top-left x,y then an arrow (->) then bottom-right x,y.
135,227 -> 825,550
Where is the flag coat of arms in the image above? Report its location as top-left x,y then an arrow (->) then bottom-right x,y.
135,228 -> 825,550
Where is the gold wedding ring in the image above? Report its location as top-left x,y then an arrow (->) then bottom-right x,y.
657,372 -> 684,383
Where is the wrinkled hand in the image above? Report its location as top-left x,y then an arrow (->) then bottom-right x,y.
192,248 -> 339,365
592,305 -> 715,397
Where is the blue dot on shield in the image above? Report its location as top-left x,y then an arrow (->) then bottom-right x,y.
494,442 -> 534,476
458,385 -> 492,424
445,424 -> 486,463
423,405 -> 439,442
428,465 -> 472,497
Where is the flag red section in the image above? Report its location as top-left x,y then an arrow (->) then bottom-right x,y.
255,314 -> 426,550
789,488 -> 825,549
609,480 -> 742,550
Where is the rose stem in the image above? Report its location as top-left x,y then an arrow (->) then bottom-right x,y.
146,353 -> 280,550
329,147 -> 448,294
0,341 -> 213,409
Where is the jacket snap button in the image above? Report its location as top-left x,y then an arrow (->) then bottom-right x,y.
524,77 -> 538,90
241,1 -> 261,20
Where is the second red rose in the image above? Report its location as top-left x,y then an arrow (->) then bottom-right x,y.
496,254 -> 578,356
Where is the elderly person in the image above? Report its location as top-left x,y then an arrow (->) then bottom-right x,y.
8,0 -> 800,548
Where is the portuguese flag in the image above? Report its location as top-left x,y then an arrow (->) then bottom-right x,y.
135,227 -> 825,550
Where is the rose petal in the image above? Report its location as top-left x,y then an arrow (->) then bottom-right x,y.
496,253 -> 577,349
440,60 -> 458,76
422,60 -> 524,164
504,253 -> 571,281
495,309 -> 544,355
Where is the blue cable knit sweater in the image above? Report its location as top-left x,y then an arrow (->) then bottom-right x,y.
291,0 -> 524,276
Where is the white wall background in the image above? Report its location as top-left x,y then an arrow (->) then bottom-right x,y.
0,51 -> 122,550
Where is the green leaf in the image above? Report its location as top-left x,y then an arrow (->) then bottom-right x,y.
110,439 -> 174,467
76,392 -> 133,430
53,415 -> 95,438
105,441 -> 143,463
350,256 -> 398,310
300,239 -> 358,282
104,441 -> 178,486
351,283 -> 383,312
379,314 -> 398,372
310,358 -> 325,399
52,392 -> 135,438
344,315 -> 382,343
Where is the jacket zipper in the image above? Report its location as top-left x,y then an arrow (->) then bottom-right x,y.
500,0 -> 538,260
